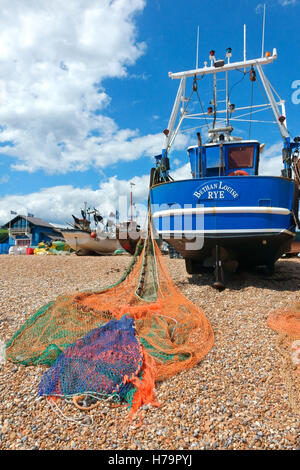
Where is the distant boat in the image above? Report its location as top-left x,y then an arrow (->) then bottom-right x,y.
116,221 -> 142,255
115,183 -> 143,255
61,205 -> 120,256
62,230 -> 119,256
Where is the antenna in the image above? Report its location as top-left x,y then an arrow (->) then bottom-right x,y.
243,24 -> 247,62
243,24 -> 247,73
196,25 -> 199,69
261,3 -> 266,58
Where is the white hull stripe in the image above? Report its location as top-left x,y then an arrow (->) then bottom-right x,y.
152,206 -> 290,218
156,229 -> 295,236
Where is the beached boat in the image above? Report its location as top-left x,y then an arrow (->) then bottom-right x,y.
115,183 -> 143,255
61,230 -> 119,256
116,221 -> 142,255
61,206 -> 119,256
149,29 -> 300,287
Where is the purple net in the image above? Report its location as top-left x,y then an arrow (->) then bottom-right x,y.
38,315 -> 143,403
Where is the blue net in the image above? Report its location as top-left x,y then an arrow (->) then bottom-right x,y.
38,315 -> 143,403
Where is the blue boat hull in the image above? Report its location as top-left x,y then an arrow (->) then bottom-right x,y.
150,175 -> 299,271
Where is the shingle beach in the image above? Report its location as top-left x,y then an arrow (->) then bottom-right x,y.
0,254 -> 299,450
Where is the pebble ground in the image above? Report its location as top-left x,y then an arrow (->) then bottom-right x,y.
0,254 -> 299,450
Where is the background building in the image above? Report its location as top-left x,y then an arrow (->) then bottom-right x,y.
1,215 -> 64,253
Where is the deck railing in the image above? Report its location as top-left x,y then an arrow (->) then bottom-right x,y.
9,228 -> 32,234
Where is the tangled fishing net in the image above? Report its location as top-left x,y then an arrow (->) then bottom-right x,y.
267,303 -> 300,414
5,233 -> 214,416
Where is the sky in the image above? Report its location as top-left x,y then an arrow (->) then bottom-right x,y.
0,0 -> 299,226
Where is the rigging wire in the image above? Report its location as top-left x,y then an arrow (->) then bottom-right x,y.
227,70 -> 248,102
172,67 -> 283,141
184,105 -> 273,123
195,87 -> 209,130
180,104 -> 275,135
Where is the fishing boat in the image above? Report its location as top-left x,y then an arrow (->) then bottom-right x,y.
149,27 -> 300,288
115,182 -> 142,255
61,205 -> 120,256
116,221 -> 141,255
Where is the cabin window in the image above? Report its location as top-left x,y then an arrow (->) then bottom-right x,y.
206,151 -> 220,169
228,146 -> 254,169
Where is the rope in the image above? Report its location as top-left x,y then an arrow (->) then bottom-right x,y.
218,144 -> 225,176
249,80 -> 254,139
72,394 -> 125,411
47,398 -> 94,426
292,155 -> 300,187
228,70 -> 247,102
73,395 -> 100,411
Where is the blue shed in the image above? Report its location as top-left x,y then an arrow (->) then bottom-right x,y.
2,215 -> 64,248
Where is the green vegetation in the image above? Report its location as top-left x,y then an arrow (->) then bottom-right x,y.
0,229 -> 9,244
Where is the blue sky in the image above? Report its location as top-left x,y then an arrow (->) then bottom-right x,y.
0,0 -> 299,225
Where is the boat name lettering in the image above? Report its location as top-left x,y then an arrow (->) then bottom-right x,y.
193,181 -> 239,200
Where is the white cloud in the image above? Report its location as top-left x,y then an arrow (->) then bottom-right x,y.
0,160 -> 192,226
0,0 -> 178,174
256,0 -> 297,13
0,174 -> 9,184
259,141 -> 283,175
278,0 -> 297,5
255,3 -> 264,13
0,180 -> 143,227
170,162 -> 191,180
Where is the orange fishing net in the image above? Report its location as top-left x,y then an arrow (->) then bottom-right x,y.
5,234 -> 214,415
267,304 -> 300,338
267,303 -> 300,414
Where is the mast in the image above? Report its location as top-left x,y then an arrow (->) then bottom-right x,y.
226,71 -> 229,127
166,48 -> 281,149
261,4 -> 266,58
130,182 -> 135,223
243,24 -> 246,62
158,24 -> 300,182
256,64 -> 290,141
165,41 -> 300,177
168,51 -> 278,80
164,77 -> 186,153
213,73 -> 217,129
196,25 -> 199,69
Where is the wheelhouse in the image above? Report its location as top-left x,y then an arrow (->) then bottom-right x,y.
187,140 -> 261,178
